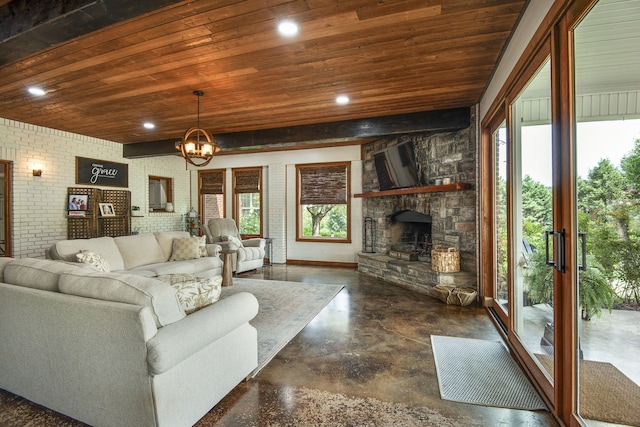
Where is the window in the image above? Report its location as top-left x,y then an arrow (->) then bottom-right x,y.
199,169 -> 225,224
148,176 -> 172,211
232,168 -> 262,237
297,162 -> 350,242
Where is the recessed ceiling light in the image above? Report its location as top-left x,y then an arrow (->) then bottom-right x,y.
27,86 -> 46,96
336,95 -> 350,105
143,122 -> 155,129
278,20 -> 298,36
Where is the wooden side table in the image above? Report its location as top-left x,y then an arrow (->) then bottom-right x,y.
221,249 -> 237,287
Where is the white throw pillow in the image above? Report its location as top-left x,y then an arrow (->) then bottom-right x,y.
221,235 -> 244,247
197,235 -> 207,257
157,274 -> 222,314
169,237 -> 202,261
76,250 -> 111,272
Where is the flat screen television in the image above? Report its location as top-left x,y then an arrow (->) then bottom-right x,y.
373,140 -> 420,190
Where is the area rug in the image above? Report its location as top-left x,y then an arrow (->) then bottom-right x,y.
536,354 -> 640,426
221,278 -> 343,377
200,385 -> 486,427
431,335 -> 546,410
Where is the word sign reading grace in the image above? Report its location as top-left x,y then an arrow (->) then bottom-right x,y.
76,157 -> 128,188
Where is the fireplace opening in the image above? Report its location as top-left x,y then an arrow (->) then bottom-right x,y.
389,210 -> 432,259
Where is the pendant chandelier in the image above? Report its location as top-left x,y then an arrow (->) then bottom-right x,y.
176,90 -> 220,167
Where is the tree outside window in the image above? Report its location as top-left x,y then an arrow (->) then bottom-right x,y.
233,168 -> 262,237
297,162 -> 351,242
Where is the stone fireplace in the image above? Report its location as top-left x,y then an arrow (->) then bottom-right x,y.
357,107 -> 478,297
388,210 -> 432,258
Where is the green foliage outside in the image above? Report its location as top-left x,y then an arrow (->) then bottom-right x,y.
513,138 -> 640,318
238,193 -> 260,235
302,204 -> 347,237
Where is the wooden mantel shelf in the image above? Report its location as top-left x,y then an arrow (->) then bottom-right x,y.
354,183 -> 472,198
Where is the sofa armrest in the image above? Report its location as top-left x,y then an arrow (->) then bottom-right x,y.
242,238 -> 265,249
146,292 -> 259,375
204,243 -> 222,257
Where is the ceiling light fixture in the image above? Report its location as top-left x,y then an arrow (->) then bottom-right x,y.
175,90 -> 220,167
278,20 -> 298,36
27,86 -> 46,96
143,122 -> 155,129
336,95 -> 350,105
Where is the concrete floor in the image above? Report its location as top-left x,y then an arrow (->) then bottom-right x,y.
197,264 -> 558,426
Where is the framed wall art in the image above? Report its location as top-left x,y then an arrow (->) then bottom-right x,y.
76,157 -> 128,188
99,203 -> 116,217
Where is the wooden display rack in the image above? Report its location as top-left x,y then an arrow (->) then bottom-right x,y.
67,187 -> 131,239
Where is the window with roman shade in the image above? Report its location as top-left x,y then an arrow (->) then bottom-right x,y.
233,167 -> 262,236
297,162 -> 351,242
199,170 -> 225,223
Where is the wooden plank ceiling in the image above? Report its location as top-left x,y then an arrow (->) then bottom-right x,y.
0,0 -> 526,151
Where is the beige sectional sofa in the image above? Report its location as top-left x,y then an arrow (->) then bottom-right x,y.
46,231 -> 223,278
0,257 -> 259,426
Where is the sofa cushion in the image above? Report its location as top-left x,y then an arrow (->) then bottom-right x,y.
76,250 -> 111,272
169,237 -> 202,261
58,272 -> 185,327
157,274 -> 222,314
49,237 -> 125,272
131,257 -> 220,277
154,231 -> 192,261
114,234 -> 165,270
3,258 -> 90,292
0,257 -> 14,282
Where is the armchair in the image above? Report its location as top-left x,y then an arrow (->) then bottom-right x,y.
203,218 -> 266,273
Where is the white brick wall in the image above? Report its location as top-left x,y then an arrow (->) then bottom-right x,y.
0,118 -> 189,258
267,164 -> 287,263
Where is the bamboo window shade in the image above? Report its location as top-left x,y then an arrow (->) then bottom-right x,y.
299,164 -> 348,204
234,169 -> 261,193
200,170 -> 224,194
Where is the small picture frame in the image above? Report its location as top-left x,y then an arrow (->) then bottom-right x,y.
68,194 -> 89,214
99,203 -> 116,217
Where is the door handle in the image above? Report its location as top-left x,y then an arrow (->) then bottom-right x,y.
545,229 -> 566,272
578,232 -> 587,271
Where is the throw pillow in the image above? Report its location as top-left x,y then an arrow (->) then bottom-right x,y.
76,250 -> 111,272
221,235 -> 244,247
169,237 -> 202,261
157,274 -> 222,314
197,235 -> 208,257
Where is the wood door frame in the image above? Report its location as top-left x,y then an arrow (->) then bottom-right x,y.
479,0 -> 603,426
1,161 -> 12,257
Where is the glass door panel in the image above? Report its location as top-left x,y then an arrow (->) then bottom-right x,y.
574,0 -> 640,423
511,59 -> 555,381
494,120 -> 509,319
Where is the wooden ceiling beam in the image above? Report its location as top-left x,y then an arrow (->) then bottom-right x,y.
123,107 -> 471,158
0,0 -> 183,66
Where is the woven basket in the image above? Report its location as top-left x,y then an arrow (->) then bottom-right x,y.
431,246 -> 460,272
433,285 -> 477,306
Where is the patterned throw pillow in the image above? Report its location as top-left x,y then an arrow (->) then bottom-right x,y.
76,251 -> 111,272
169,237 -> 202,261
157,274 -> 222,314
197,235 -> 208,257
